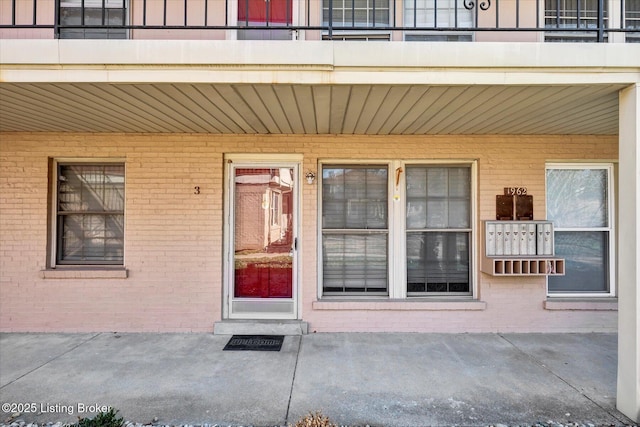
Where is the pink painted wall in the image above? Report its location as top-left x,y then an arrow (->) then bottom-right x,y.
0,133 -> 619,333
0,0 -> 54,39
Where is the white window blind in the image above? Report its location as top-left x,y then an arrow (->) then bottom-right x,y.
404,0 -> 473,28
323,0 -> 390,28
322,166 -> 389,295
320,163 -> 473,298
405,166 -> 471,295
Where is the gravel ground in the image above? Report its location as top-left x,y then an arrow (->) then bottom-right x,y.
1,421 -> 637,427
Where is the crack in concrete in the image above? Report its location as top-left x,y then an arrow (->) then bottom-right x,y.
498,333 -> 630,425
0,333 -> 102,391
284,335 -> 302,426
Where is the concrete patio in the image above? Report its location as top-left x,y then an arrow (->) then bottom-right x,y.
0,333 -> 633,426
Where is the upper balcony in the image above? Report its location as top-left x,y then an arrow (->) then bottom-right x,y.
1,0 -> 638,42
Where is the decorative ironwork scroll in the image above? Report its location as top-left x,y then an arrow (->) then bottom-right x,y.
463,0 -> 491,11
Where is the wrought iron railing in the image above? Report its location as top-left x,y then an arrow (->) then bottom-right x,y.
0,0 -> 638,42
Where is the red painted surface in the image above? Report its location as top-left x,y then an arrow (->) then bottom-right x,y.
238,0 -> 291,24
235,263 -> 293,298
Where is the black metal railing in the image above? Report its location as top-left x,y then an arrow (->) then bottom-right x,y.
0,0 -> 638,42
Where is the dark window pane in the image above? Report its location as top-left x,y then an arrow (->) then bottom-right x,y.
406,232 -> 470,294
548,231 -> 609,293
59,2 -> 127,39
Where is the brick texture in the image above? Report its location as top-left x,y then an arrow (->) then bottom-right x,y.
0,133 -> 618,332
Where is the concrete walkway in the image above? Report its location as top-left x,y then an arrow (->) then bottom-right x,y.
0,333 -> 633,426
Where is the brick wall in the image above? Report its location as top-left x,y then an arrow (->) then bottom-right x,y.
0,133 -> 618,332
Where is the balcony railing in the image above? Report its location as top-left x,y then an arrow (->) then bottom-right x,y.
0,0 -> 638,42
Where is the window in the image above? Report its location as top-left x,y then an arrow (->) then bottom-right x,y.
404,0 -> 473,41
320,162 -> 474,298
323,0 -> 390,30
322,34 -> 391,40
270,190 -> 281,227
546,165 -> 614,295
406,166 -> 471,295
545,0 -> 608,42
59,0 -> 127,39
322,166 -> 389,295
626,0 -> 640,42
55,163 -> 125,265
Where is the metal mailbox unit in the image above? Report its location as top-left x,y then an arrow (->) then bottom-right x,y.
481,220 -> 565,276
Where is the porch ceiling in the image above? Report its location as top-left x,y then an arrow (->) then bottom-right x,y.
0,82 -> 624,135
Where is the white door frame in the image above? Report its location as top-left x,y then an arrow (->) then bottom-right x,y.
223,153 -> 302,320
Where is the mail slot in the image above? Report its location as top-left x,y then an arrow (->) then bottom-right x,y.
496,195 -> 533,220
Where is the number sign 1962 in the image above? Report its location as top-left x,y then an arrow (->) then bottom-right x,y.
504,187 -> 527,196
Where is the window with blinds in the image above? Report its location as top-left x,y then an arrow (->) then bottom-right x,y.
322,166 -> 389,295
59,0 -> 127,39
544,0 -> 608,42
323,0 -> 391,34
404,0 -> 474,27
405,166 -> 471,295
320,162 -> 474,298
56,163 -> 125,264
626,0 -> 640,42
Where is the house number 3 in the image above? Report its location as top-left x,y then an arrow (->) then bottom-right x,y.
194,186 -> 201,194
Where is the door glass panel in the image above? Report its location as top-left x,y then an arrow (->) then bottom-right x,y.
234,168 -> 294,298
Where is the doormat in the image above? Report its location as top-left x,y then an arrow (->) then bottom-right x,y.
223,335 -> 285,351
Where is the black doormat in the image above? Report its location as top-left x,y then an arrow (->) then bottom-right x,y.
223,335 -> 285,351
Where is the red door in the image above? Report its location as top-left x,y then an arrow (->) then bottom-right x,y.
238,0 -> 292,26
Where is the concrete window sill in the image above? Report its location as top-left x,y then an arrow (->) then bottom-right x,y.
544,298 -> 618,311
312,299 -> 487,311
40,268 -> 128,279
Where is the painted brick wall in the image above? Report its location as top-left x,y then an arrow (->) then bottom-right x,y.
0,133 -> 618,332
